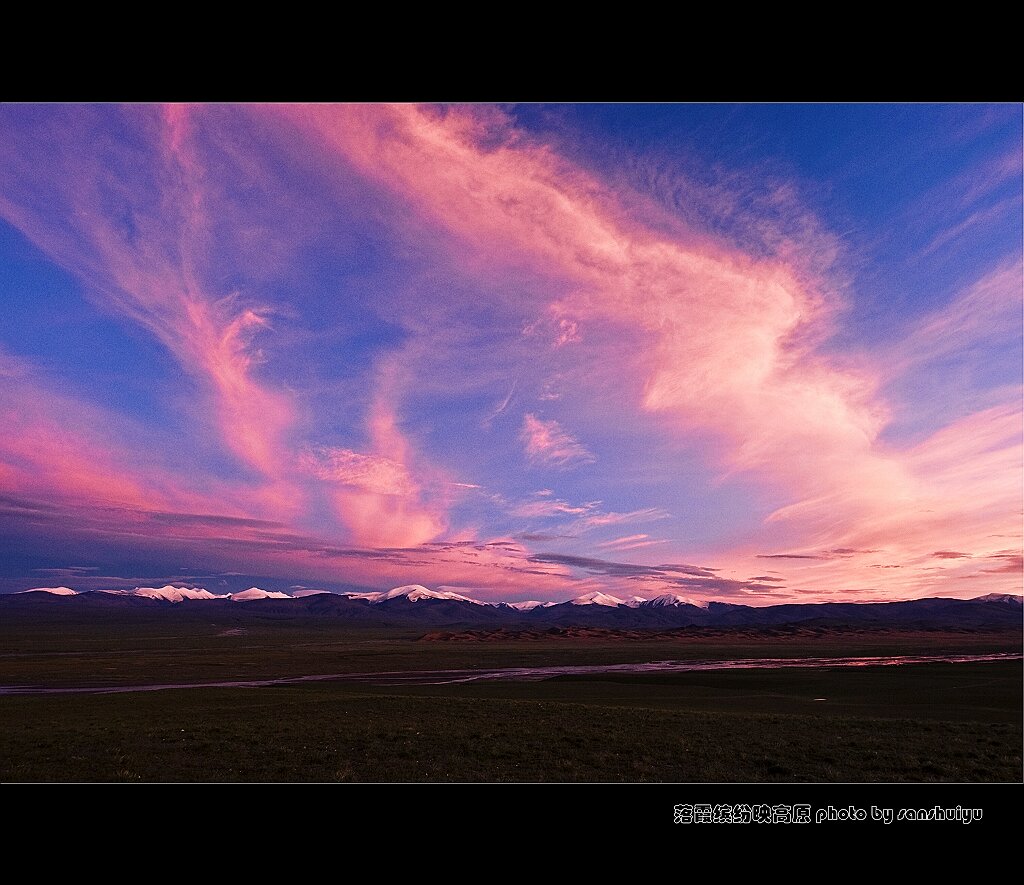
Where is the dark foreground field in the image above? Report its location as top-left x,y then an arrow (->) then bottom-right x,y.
1,613 -> 1020,782
3,663 -> 1021,782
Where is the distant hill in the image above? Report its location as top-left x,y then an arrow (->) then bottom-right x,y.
2,585 -> 1020,630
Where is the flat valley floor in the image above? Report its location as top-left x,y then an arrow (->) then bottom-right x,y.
1,611 -> 1020,782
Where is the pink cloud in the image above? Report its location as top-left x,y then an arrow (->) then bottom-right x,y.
300,448 -> 415,496
286,105 -> 875,501
574,508 -> 671,530
597,534 -> 668,552
709,400 -> 1022,600
332,487 -> 444,549
0,105 -> 295,482
961,148 -> 1024,204
554,319 -> 581,347
316,385 -> 449,546
521,413 -> 595,468
610,540 -> 668,551
597,534 -> 650,547
299,442 -> 446,546
0,349 -> 289,523
512,496 -> 596,518
0,106 -> 489,572
0,105 -> 1017,604
285,104 -> 1020,600
887,261 -> 1023,372
920,197 -> 1021,256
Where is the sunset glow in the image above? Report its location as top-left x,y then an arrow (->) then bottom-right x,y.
0,103 -> 1020,603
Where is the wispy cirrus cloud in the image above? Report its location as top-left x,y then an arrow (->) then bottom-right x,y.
0,105 -> 296,482
521,413 -> 596,468
283,104 -> 1020,600
319,395 -> 449,548
512,495 -> 597,519
0,104 -> 1018,604
596,534 -> 667,552
757,553 -> 822,560
300,447 -> 415,496
903,142 -> 1023,261
289,106 -> 881,499
887,261 -> 1023,374
0,105 -> 457,551
482,380 -> 517,427
597,534 -> 649,548
981,552 -> 1023,575
573,508 -> 671,531
920,197 -> 1021,257
0,348 -> 269,519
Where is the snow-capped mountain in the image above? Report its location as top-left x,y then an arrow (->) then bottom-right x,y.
347,584 -> 486,605
105,585 -> 222,603
974,593 -> 1023,606
16,586 -> 78,595
568,591 -> 625,607
505,600 -> 557,611
230,587 -> 293,602
3,587 -> 1023,629
641,592 -> 709,609
291,589 -> 330,598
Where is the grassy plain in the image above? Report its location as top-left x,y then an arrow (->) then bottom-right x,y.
1,611 -> 1019,782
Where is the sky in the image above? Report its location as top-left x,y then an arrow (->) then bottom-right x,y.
0,103 -> 1020,603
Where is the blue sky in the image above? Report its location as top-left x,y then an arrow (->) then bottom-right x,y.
0,103 -> 1019,601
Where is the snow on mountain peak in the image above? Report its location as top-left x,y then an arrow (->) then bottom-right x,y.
16,586 -> 78,595
506,600 -> 556,611
126,585 -> 220,603
230,587 -> 293,602
569,591 -> 624,607
974,593 -> 1023,605
643,592 -> 709,609
348,584 -> 486,605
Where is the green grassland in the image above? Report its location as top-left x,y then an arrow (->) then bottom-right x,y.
2,665 -> 1019,782
1,613 -> 1020,782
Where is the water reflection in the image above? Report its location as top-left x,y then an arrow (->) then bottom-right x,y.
1,652 -> 1019,694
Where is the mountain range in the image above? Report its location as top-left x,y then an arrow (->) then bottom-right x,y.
3,583 -> 1021,629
